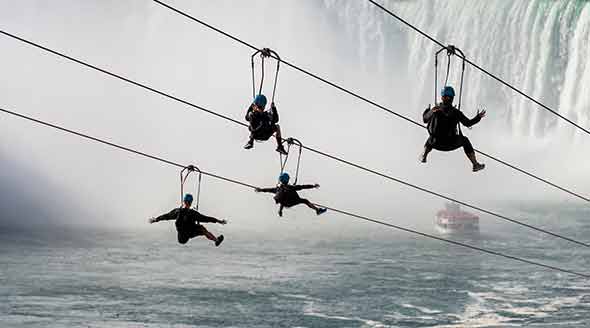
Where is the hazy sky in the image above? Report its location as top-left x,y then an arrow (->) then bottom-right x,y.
0,0 -> 587,238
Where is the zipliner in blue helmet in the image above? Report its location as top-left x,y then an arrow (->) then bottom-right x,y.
278,172 -> 290,184
441,86 -> 456,98
420,85 -> 487,172
149,194 -> 228,247
254,172 -> 327,217
183,193 -> 194,204
253,94 -> 267,109
243,94 -> 288,155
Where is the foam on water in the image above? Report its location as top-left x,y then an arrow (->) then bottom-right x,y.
2,223 -> 590,327
303,301 -> 388,328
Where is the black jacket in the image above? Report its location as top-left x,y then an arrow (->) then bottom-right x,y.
423,103 -> 481,138
258,184 -> 316,204
154,208 -> 219,231
245,104 -> 279,132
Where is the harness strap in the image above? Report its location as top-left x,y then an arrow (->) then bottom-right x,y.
279,137 -> 303,184
180,165 -> 203,211
251,48 -> 281,103
434,45 -> 468,135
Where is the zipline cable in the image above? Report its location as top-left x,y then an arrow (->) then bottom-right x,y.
0,105 -> 587,279
366,0 -> 590,136
145,0 -> 590,203
0,29 -> 587,248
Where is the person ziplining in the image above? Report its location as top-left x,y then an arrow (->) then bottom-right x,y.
244,94 -> 287,154
244,48 -> 288,155
149,166 -> 227,246
421,86 -> 486,172
255,172 -> 327,217
149,194 -> 226,246
420,46 -> 486,172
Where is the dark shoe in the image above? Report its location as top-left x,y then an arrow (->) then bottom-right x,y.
244,140 -> 254,150
316,208 -> 327,216
420,152 -> 427,163
276,145 -> 288,155
472,163 -> 485,172
215,235 -> 224,247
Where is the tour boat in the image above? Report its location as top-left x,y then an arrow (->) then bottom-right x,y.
435,203 -> 479,234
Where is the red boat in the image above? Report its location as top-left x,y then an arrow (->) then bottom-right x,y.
435,203 -> 479,234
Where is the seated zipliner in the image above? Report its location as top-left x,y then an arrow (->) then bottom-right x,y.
255,172 -> 327,217
244,94 -> 288,155
421,86 -> 486,172
149,194 -> 227,246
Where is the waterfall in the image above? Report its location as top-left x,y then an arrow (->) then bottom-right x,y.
324,0 -> 590,139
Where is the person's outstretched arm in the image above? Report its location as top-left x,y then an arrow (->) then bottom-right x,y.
194,211 -> 227,224
255,187 -> 278,193
458,109 -> 486,128
294,184 -> 319,191
149,208 -> 178,224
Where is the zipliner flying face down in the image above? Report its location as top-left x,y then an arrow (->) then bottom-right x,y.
255,172 -> 327,217
149,193 -> 227,246
420,86 -> 487,172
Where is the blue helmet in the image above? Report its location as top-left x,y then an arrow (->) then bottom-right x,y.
441,86 -> 455,98
253,94 -> 267,108
278,172 -> 290,184
183,193 -> 194,203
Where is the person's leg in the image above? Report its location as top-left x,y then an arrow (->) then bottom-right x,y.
279,198 -> 326,215
298,198 -> 318,210
191,225 -> 224,246
273,125 -> 288,155
461,136 -> 485,172
300,199 -> 327,215
244,133 -> 254,149
202,228 -> 217,243
278,204 -> 284,217
421,140 -> 433,163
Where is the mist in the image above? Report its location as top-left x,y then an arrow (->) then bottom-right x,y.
0,0 -> 588,241
0,153 -> 84,229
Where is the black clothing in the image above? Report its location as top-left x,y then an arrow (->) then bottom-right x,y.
423,103 -> 480,154
257,184 -> 316,208
245,104 -> 279,141
251,124 -> 276,141
281,198 -> 312,208
425,134 -> 474,154
423,103 -> 481,138
177,224 -> 207,244
154,207 -> 219,225
154,208 -> 219,244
